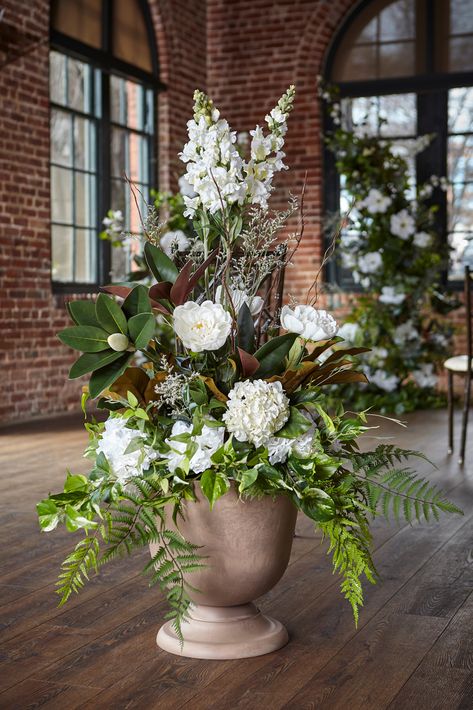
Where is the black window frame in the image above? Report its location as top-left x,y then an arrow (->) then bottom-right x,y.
50,0 -> 165,295
323,0 -> 473,291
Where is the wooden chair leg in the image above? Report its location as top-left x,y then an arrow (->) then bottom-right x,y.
459,374 -> 471,466
448,371 -> 454,455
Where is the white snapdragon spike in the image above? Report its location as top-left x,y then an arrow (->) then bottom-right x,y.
214,285 -> 263,316
413,231 -> 432,248
337,322 -> 360,344
369,369 -> 400,393
173,300 -> 232,352
163,420 -> 225,474
280,304 -> 338,342
178,174 -> 197,198
393,319 -> 420,346
390,209 -> 416,240
357,251 -> 383,274
223,380 -> 290,447
96,417 -> 157,484
159,229 -> 190,258
379,286 -> 406,306
412,363 -> 437,389
359,188 -> 392,214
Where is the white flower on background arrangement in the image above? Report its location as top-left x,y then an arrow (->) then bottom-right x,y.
280,304 -> 338,341
159,230 -> 190,258
163,420 -> 225,474
393,319 -> 420,346
413,231 -> 432,249
173,300 -> 232,352
379,286 -> 406,306
337,322 -> 360,344
215,285 -> 263,316
357,251 -> 383,274
223,380 -> 290,447
412,363 -> 438,389
96,417 -> 157,484
369,369 -> 400,393
390,209 -> 416,240
359,188 -> 392,214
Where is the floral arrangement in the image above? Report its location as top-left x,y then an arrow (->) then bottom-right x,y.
38,87 -> 461,641
321,85 -> 459,414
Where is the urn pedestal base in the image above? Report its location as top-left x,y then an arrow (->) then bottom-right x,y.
156,602 -> 289,660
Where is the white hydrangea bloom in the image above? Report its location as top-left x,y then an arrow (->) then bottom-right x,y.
280,304 -> 338,341
223,380 -> 290,447
159,230 -> 190,258
379,286 -> 406,305
390,209 -> 416,240
357,251 -> 383,274
370,369 -> 400,392
96,417 -> 158,484
412,363 -> 437,389
359,188 -> 392,214
163,420 -> 225,474
215,285 -> 263,316
413,231 -> 432,248
173,300 -> 232,352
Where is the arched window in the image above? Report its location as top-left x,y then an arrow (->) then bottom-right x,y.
50,0 -> 162,290
324,0 -> 473,287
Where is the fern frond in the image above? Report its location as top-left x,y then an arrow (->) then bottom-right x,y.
56,535 -> 100,606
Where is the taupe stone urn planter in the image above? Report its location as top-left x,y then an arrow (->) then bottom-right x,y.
150,483 -> 297,660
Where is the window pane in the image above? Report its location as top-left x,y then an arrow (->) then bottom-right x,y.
74,116 -> 96,170
51,0 -> 102,49
334,44 -> 377,82
50,51 -> 66,105
450,0 -> 473,36
75,172 -> 96,227
75,229 -> 96,282
379,41 -> 415,78
448,182 -> 473,232
379,0 -> 415,41
51,109 -> 72,167
51,166 -> 73,224
51,225 -> 73,282
67,57 -> 92,113
448,135 -> 473,184
448,88 -> 473,134
113,0 -> 153,73
378,94 -> 417,136
111,76 -> 145,131
111,127 -> 127,179
449,36 -> 473,72
448,232 -> 472,281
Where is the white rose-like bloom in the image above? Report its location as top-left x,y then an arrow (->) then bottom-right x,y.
215,285 -> 263,316
357,251 -> 383,274
223,380 -> 290,447
338,322 -> 360,344
370,369 -> 400,393
163,420 -> 225,474
379,286 -> 406,305
96,417 -> 157,484
359,188 -> 392,214
280,304 -> 338,342
390,209 -> 416,240
159,230 -> 190,258
173,300 -> 232,352
413,231 -> 432,248
412,363 -> 437,389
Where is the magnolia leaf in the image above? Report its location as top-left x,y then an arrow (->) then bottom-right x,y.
69,350 -> 124,379
304,338 -> 340,362
144,242 -> 179,284
109,367 -> 151,405
101,284 -> 133,299
88,352 -> 134,398
149,281 -> 172,301
276,406 -> 312,439
237,347 -> 259,377
322,370 -> 369,385
322,347 -> 371,366
199,376 -> 228,403
67,300 -> 100,327
58,325 -> 110,352
254,333 -> 298,377
122,285 -> 152,318
200,470 -> 230,510
95,293 -> 128,335
237,303 -> 255,353
128,312 -> 156,349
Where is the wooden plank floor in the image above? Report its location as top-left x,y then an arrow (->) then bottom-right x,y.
0,410 -> 472,709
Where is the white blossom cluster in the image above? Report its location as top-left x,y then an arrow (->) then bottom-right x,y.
159,229 -> 190,258
96,417 -> 158,484
179,87 -> 295,217
412,362 -> 438,389
163,420 -> 225,474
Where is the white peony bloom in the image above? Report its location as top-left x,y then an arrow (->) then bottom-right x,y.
390,209 -> 416,240
96,417 -> 158,484
163,420 -> 225,474
379,286 -> 406,305
370,369 -> 400,393
223,380 -> 290,447
357,251 -> 383,274
215,285 -> 263,317
359,188 -> 392,214
159,230 -> 190,258
173,300 -> 232,352
280,304 -> 338,342
412,363 -> 437,389
337,322 -> 360,344
413,231 -> 432,248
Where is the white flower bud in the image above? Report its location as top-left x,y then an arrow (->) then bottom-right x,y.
107,333 -> 129,352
